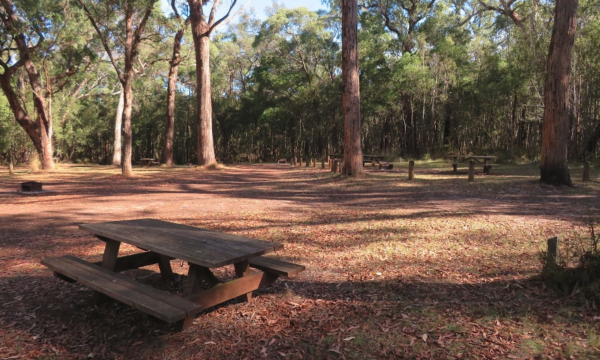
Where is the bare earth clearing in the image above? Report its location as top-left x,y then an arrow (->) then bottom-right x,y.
1,162 -> 599,359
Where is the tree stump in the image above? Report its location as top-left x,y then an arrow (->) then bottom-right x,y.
408,160 -> 414,180
583,161 -> 590,182
468,161 -> 475,182
546,237 -> 559,268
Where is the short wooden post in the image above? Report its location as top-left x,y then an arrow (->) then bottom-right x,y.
306,157 -> 310,167
452,163 -> 458,173
408,160 -> 414,180
313,158 -> 316,167
329,158 -> 333,171
332,160 -> 338,173
299,157 -> 302,167
8,162 -> 13,175
583,161 -> 590,182
322,158 -> 325,169
547,237 -> 558,268
468,161 -> 475,182
339,161 -> 343,173
293,157 -> 297,166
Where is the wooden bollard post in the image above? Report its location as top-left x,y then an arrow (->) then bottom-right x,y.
329,158 -> 332,171
299,157 -> 302,167
547,237 -> 558,268
321,158 -> 325,169
583,161 -> 590,182
408,160 -> 414,180
468,160 -> 475,182
306,157 -> 310,167
8,161 -> 13,175
313,158 -> 316,167
332,160 -> 338,173
293,157 -> 297,166
339,161 -> 343,173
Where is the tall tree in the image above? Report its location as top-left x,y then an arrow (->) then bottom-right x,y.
342,0 -> 363,175
187,0 -> 248,165
113,83 -> 124,166
0,0 -> 84,170
78,0 -> 156,176
162,1 -> 190,166
540,0 -> 578,185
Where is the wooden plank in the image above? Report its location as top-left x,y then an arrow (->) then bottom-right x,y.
41,257 -> 193,323
100,239 -> 121,271
185,272 -> 278,307
79,219 -> 283,268
184,264 -> 219,296
234,260 -> 252,302
43,256 -> 201,318
93,251 -> 161,272
249,256 -> 305,277
158,255 -> 174,280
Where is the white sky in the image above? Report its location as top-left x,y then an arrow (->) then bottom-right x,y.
160,0 -> 328,21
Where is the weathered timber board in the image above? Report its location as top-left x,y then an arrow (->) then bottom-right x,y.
42,256 -> 201,322
249,256 -> 306,277
79,219 -> 283,268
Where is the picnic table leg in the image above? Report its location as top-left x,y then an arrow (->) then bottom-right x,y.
184,263 -> 219,296
94,239 -> 121,304
158,255 -> 174,281
234,260 -> 253,303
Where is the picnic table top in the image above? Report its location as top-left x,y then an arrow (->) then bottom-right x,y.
451,155 -> 496,159
328,154 -> 385,159
79,219 -> 283,268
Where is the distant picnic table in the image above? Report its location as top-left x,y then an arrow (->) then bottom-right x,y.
447,155 -> 497,174
328,154 -> 386,166
139,158 -> 158,167
41,219 -> 305,331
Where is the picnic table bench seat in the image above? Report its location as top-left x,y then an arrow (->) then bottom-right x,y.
248,256 -> 305,277
41,255 -> 202,326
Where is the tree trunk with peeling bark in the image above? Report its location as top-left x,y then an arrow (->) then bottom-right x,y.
540,0 -> 578,185
162,28 -> 185,166
342,0 -> 363,176
113,84 -> 124,166
189,8 -> 217,166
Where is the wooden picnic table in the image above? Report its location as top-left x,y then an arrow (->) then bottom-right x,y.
41,219 -> 304,331
139,158 -> 157,167
449,155 -> 497,174
328,154 -> 386,166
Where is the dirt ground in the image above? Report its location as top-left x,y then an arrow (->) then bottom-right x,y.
1,162 -> 599,359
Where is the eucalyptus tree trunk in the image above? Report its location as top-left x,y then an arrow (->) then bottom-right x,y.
189,14 -> 217,166
161,28 -> 185,166
342,0 -> 363,176
540,0 -> 578,185
112,84 -> 124,166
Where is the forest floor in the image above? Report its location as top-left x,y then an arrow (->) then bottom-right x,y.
1,161 -> 599,359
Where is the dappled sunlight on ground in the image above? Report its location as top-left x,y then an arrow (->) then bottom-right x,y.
1,161 -> 599,359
